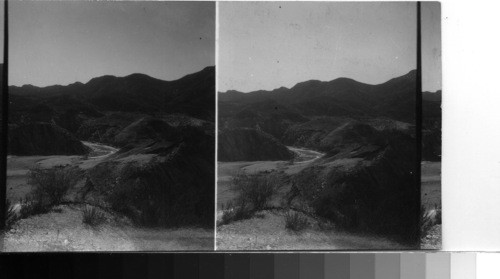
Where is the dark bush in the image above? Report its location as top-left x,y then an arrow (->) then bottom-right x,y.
218,201 -> 253,226
27,166 -> 81,205
217,172 -> 283,226
89,152 -> 214,228
232,172 -> 282,211
82,205 -> 105,226
5,200 -> 19,229
19,194 -> 51,218
84,123 -> 214,229
435,208 -> 442,224
421,206 -> 441,237
284,211 -> 309,232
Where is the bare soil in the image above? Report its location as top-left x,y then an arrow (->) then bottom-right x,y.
1,204 -> 213,252
421,225 -> 442,250
421,161 -> 442,249
216,210 -> 408,250
421,161 -> 441,210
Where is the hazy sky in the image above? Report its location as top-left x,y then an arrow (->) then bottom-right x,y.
422,2 -> 442,92
9,1 -> 215,86
219,2 -> 437,93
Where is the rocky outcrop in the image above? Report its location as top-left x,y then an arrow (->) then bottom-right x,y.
8,122 -> 89,156
218,128 -> 294,162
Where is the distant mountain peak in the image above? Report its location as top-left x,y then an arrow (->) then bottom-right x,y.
380,69 -> 417,87
223,90 -> 244,94
272,86 -> 289,92
291,79 -> 323,90
402,69 -> 417,80
125,73 -> 153,79
86,75 -> 118,85
21,84 -> 38,89
68,81 -> 84,87
202,65 -> 215,71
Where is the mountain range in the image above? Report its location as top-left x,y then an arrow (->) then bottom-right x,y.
220,70 -> 420,123
10,66 -> 215,121
218,70 -> 441,161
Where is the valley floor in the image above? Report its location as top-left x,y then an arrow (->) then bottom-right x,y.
421,161 -> 442,210
217,146 -> 408,250
217,148 -> 442,250
3,142 -> 214,252
217,146 -> 321,211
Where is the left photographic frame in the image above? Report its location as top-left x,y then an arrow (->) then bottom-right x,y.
1,1 -> 215,251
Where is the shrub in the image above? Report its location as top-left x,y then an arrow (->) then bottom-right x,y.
434,205 -> 442,225
82,205 -> 105,226
19,194 -> 51,218
421,206 -> 441,237
93,153 -> 215,228
232,172 -> 281,211
27,166 -> 80,205
218,201 -> 253,226
5,200 -> 19,229
217,172 -> 283,226
284,211 -> 309,232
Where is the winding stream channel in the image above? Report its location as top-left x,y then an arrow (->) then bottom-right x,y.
82,141 -> 119,158
287,146 -> 324,163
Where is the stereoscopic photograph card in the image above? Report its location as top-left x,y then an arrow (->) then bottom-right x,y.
0,0 -> 441,252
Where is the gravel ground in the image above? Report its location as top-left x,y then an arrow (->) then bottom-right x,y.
421,224 -> 442,250
216,210 -> 409,251
1,204 -> 213,252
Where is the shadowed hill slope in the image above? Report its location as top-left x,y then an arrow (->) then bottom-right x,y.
218,128 -> 294,162
422,90 -> 442,161
290,128 -> 418,244
8,122 -> 90,156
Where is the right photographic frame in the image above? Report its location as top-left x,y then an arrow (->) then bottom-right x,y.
216,1 -> 441,250
420,1 -> 442,250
